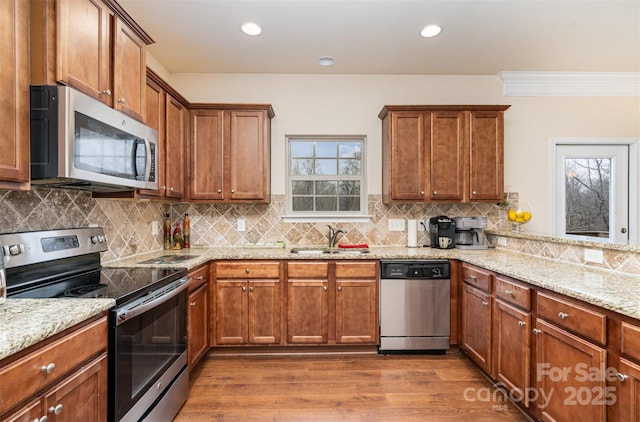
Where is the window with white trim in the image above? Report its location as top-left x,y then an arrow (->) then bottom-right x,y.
286,136 -> 366,216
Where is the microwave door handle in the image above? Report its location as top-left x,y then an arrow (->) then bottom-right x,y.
143,138 -> 152,182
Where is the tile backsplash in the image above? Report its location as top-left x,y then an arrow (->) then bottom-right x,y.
0,188 -> 512,262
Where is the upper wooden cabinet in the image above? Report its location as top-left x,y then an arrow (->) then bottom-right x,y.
31,0 -> 153,122
189,105 -> 275,203
379,105 -> 510,203
0,0 -> 30,190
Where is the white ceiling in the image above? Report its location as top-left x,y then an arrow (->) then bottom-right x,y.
119,0 -> 640,75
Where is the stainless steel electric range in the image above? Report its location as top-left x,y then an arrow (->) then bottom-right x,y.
2,227 -> 190,422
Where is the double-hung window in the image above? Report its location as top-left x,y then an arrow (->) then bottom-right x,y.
286,136 -> 366,217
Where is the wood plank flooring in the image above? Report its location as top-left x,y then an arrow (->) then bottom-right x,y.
175,351 -> 531,421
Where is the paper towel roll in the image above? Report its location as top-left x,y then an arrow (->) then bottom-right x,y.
407,219 -> 418,247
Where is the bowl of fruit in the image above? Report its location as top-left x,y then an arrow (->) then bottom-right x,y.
507,205 -> 532,231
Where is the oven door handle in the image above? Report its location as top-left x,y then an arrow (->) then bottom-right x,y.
116,276 -> 191,325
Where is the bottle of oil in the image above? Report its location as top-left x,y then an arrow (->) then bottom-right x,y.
163,213 -> 171,250
172,222 -> 182,249
183,213 -> 191,248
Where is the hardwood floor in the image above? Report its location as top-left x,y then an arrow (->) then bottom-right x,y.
175,351 -> 531,421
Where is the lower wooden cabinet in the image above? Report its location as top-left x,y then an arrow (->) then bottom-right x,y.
187,264 -> 210,371
461,282 -> 493,373
286,262 -> 329,344
616,358 -> 640,422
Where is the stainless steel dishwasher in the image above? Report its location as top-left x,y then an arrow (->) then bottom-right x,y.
379,260 -> 451,352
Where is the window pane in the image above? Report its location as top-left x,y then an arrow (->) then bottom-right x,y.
339,159 -> 361,175
292,181 -> 313,195
565,158 -> 610,238
315,181 -> 337,195
291,142 -> 314,158
339,142 -> 361,158
315,197 -> 337,211
316,159 -> 337,175
315,142 -> 337,158
292,196 -> 313,211
339,196 -> 360,211
339,181 -> 360,195
291,159 -> 315,176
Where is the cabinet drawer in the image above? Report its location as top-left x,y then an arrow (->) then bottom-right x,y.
495,275 -> 531,310
621,322 -> 640,362
461,263 -> 493,292
216,261 -> 280,278
537,292 -> 606,345
0,317 -> 107,415
287,262 -> 329,279
335,261 -> 377,279
188,264 -> 209,291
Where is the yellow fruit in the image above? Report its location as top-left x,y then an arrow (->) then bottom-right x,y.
515,217 -> 525,223
515,210 -> 525,219
508,209 -> 516,221
523,212 -> 532,221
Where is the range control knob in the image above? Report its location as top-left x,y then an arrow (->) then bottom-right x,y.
432,267 -> 442,277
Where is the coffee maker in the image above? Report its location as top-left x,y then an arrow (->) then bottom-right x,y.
429,215 -> 455,249
454,217 -> 488,249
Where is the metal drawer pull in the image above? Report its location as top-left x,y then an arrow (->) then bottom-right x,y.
558,312 -> 569,319
49,404 -> 63,415
532,328 -> 541,335
616,373 -> 629,382
195,275 -> 204,280
518,320 -> 526,327
242,286 -> 246,292
249,287 -> 254,292
504,289 -> 513,296
245,268 -> 250,273
481,301 -> 488,307
102,89 -> 111,96
118,97 -> 126,104
190,301 -> 196,306
469,275 -> 476,279
323,286 -> 328,291
41,363 -> 56,374
337,286 -> 342,291
33,417 -> 47,422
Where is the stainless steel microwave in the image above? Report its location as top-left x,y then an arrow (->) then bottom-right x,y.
30,85 -> 158,192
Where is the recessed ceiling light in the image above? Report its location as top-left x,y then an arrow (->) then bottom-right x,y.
318,56 -> 335,66
420,24 -> 442,38
241,22 -> 262,36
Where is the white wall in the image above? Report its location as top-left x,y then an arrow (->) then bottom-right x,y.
163,70 -> 640,234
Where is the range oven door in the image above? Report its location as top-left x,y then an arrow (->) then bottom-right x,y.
110,277 -> 189,422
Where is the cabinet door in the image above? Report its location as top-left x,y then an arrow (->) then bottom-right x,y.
3,399 -> 45,422
430,111 -> 465,201
494,300 -> 531,408
227,110 -> 269,201
248,280 -> 281,344
139,77 -> 166,197
188,283 -> 209,370
215,280 -> 248,345
387,111 -> 428,201
0,0 -> 29,188
461,283 -> 492,373
335,280 -> 378,344
57,0 -> 112,104
165,95 -> 185,199
190,109 -> 224,200
286,280 -> 329,344
617,358 -> 640,422
469,111 -> 504,201
534,318 -> 606,422
112,16 -> 146,121
43,353 -> 107,422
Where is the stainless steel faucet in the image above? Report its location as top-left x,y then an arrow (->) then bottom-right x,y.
327,225 -> 348,249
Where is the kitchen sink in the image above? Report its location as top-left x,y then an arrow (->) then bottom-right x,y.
137,255 -> 200,264
289,247 -> 369,255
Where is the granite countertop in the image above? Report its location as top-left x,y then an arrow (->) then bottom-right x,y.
0,299 -> 115,361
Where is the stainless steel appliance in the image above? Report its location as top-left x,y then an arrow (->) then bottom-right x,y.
2,228 -> 189,422
0,250 -> 5,304
454,216 -> 488,250
30,85 -> 158,192
379,260 -> 451,352
428,215 -> 455,249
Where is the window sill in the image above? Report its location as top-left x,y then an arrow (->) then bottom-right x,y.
282,215 -> 372,223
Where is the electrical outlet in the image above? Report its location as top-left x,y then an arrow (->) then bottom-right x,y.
496,236 -> 507,247
237,219 -> 246,232
388,219 -> 405,232
151,221 -> 159,236
584,248 -> 604,264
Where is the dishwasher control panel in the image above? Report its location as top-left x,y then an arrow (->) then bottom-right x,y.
380,260 -> 450,279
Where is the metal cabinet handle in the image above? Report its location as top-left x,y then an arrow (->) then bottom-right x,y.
249,287 -> 254,292
433,191 -> 437,195
118,97 -> 126,104
231,189 -> 235,193
217,189 -> 222,193
518,320 -> 526,327
469,275 -> 476,280
195,275 -> 204,280
41,363 -> 56,374
504,289 -> 513,296
169,187 -> 174,192
337,286 -> 342,291
49,404 -> 63,415
160,185 -> 166,191
242,286 -> 246,292
481,301 -> 488,307
616,373 -> 629,382
472,191 -> 477,195
102,89 -> 111,96
190,301 -> 196,306
245,268 -> 250,273
532,328 -> 541,335
420,191 -> 425,195
33,416 -> 48,422
558,312 -> 569,320
323,286 -> 328,291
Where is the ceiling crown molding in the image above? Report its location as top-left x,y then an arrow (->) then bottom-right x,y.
498,71 -> 640,97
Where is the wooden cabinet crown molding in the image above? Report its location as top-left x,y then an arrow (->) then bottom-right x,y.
147,68 -> 189,107
103,0 -> 154,44
378,104 -> 511,120
190,102 -> 276,118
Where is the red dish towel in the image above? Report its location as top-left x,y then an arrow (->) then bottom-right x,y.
338,244 -> 369,248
